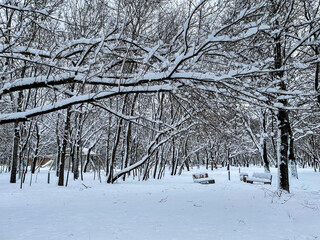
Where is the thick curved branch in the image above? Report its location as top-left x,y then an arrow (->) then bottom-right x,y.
0,84 -> 179,124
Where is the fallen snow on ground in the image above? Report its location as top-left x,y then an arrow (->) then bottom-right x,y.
1,167 -> 320,240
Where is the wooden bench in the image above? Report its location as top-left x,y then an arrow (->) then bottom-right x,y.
192,173 -> 215,184
246,172 -> 272,185
239,172 -> 248,182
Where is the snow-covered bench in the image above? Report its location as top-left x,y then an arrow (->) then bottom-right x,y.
246,172 -> 272,185
239,172 -> 248,181
192,173 -> 215,184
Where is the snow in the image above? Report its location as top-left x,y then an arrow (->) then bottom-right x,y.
0,83 -> 177,124
239,172 -> 248,176
274,102 -> 284,108
251,172 -> 272,179
1,167 -> 320,240
245,27 -> 259,36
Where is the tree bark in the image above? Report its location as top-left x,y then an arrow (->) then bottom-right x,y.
10,91 -> 23,183
277,108 -> 290,192
262,111 -> 270,172
122,93 -> 138,181
315,48 -> 320,103
31,123 -> 40,174
10,121 -> 19,183
107,96 -> 127,183
73,111 -> 82,180
275,35 -> 290,192
58,107 -> 72,186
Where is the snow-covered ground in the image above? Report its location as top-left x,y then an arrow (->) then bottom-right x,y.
1,167 -> 320,240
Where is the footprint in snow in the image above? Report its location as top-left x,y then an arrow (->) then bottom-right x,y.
159,197 -> 168,203
193,203 -> 202,207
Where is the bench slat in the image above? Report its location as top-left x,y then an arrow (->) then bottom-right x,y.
192,173 -> 215,184
246,172 -> 272,185
252,172 -> 272,179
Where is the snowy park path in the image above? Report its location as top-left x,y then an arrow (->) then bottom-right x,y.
1,167 -> 320,240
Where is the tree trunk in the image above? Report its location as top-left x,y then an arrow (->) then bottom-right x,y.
10,90 -> 23,183
277,109 -> 290,192
289,130 -> 298,179
262,111 -> 270,172
122,93 -> 138,181
10,121 -> 19,183
315,48 -> 320,103
58,107 -> 72,186
274,26 -> 291,192
73,112 -> 82,180
31,123 -> 40,174
107,96 -> 127,183
171,140 -> 175,175
84,148 -> 92,173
